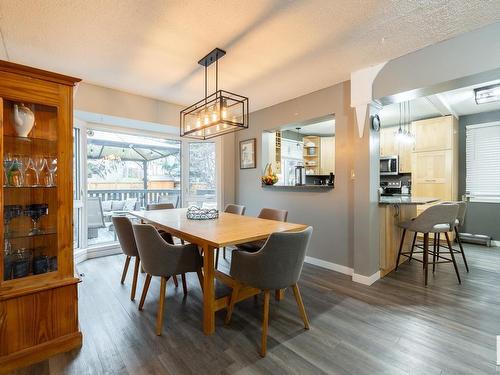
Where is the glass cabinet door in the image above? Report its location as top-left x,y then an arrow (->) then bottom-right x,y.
2,100 -> 60,281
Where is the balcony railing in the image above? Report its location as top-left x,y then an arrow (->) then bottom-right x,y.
87,188 -> 216,209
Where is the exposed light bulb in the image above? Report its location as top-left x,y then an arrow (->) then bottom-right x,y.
211,111 -> 218,122
196,118 -> 201,128
223,123 -> 227,129
204,115 -> 209,125
216,124 -> 220,131
221,107 -> 227,119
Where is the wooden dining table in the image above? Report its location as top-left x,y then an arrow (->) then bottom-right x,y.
130,208 -> 308,335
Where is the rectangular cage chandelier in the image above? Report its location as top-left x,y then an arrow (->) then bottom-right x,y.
180,48 -> 249,140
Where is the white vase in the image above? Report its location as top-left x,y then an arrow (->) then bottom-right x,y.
13,103 -> 35,137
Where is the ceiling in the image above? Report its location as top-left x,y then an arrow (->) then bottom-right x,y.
1,1 -> 500,112
285,119 -> 335,136
379,78 -> 500,127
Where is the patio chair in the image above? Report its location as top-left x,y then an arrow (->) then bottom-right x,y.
87,197 -> 106,239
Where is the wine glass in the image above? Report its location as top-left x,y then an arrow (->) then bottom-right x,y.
3,154 -> 13,186
32,156 -> 46,187
18,156 -> 32,187
25,204 -> 48,235
46,157 -> 57,186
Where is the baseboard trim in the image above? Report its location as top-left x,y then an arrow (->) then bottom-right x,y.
352,271 -> 381,286
304,256 -> 353,276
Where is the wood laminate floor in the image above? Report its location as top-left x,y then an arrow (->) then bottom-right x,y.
9,244 -> 500,375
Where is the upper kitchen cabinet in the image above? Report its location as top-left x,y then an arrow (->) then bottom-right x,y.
380,127 -> 397,157
320,136 -> 335,174
380,127 -> 413,173
413,115 -> 457,152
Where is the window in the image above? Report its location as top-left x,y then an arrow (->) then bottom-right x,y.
86,129 -> 181,246
466,122 -> 500,202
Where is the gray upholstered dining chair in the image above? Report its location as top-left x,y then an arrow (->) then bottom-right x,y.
132,223 -> 204,336
112,216 -> 141,300
395,203 -> 460,285
235,208 -> 288,253
215,204 -> 246,268
225,226 -> 313,357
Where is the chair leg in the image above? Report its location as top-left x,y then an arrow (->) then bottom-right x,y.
261,290 -> 270,357
225,282 -> 241,325
436,233 -> 441,269
181,273 -> 188,296
223,247 -> 227,260
172,274 -> 178,288
432,234 -> 437,273
291,284 -> 310,329
215,248 -> 220,270
121,256 -> 131,284
408,233 -> 417,263
423,233 -> 429,286
131,257 -> 140,300
156,276 -> 168,336
139,274 -> 152,311
196,269 -> 204,292
455,227 -> 469,272
395,229 -> 407,271
445,232 -> 461,284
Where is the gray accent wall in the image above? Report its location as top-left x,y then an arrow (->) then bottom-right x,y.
459,110 -> 500,240
235,82 -> 355,269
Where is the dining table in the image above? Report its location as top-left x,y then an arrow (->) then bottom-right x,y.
130,208 -> 308,335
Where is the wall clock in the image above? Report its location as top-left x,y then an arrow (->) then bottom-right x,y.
371,114 -> 381,132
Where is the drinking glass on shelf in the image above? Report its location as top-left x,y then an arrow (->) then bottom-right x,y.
46,157 -> 57,187
8,157 -> 22,187
3,154 -> 13,186
18,156 -> 31,187
32,156 -> 46,187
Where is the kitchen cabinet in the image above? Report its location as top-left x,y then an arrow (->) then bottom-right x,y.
380,127 -> 413,173
303,135 -> 320,175
380,127 -> 398,157
0,60 -> 81,372
320,136 -> 335,174
411,116 -> 458,216
413,115 -> 454,152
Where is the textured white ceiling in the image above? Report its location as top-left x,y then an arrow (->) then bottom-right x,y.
1,1 -> 500,111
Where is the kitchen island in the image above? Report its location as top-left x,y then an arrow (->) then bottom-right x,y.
379,196 -> 439,276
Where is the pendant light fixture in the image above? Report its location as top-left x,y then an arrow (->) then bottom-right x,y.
180,48 -> 249,139
394,100 -> 414,144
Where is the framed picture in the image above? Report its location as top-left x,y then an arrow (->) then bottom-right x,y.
240,138 -> 256,169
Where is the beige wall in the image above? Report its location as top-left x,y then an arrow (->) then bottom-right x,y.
75,83 -> 183,126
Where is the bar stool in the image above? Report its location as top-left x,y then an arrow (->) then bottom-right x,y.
446,201 -> 469,272
395,203 -> 460,286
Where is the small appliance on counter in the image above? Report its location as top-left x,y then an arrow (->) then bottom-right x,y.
380,180 -> 402,196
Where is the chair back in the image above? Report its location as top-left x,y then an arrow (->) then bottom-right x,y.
224,204 -> 246,215
112,216 -> 139,257
258,208 -> 288,222
440,200 -> 467,226
132,224 -> 202,277
159,195 -> 180,208
412,203 -> 459,233
87,197 -> 105,228
230,226 -> 313,290
147,202 -> 175,211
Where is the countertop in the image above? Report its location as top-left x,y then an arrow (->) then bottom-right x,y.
379,196 -> 439,205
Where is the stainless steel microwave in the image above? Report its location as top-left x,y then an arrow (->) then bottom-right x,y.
380,155 -> 399,175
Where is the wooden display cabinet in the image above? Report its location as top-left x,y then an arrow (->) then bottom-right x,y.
303,135 -> 321,175
0,61 -> 81,373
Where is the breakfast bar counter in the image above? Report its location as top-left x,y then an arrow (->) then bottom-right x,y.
379,196 -> 439,277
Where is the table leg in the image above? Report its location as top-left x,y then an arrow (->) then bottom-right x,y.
202,243 -> 216,335
275,289 -> 285,301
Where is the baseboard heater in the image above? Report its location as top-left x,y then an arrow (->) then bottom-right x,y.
459,232 -> 492,247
